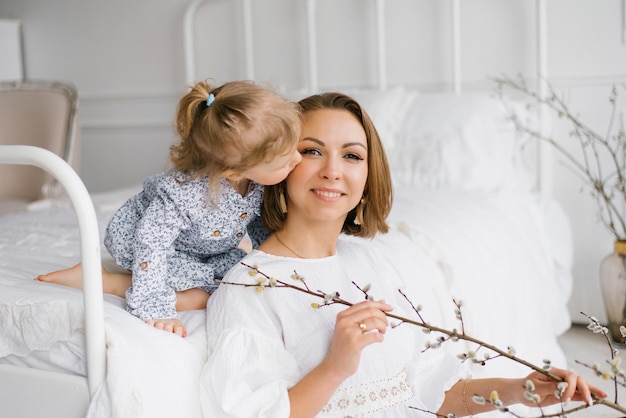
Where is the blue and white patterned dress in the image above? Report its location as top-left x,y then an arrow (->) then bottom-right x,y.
104,169 -> 269,321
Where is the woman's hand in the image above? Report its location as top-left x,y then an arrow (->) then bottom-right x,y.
518,366 -> 607,407
287,301 -> 393,417
323,300 -> 393,381
146,318 -> 187,337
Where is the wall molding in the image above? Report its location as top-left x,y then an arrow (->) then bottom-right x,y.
75,75 -> 626,131
78,91 -> 179,131
81,120 -> 174,131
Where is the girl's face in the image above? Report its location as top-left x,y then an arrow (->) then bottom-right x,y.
286,108 -> 368,224
244,146 -> 302,186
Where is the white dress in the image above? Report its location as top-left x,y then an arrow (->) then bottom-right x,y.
200,236 -> 466,417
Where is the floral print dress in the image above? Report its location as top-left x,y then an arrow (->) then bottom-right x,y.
104,170 -> 269,321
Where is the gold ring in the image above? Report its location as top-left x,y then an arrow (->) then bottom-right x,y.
359,322 -> 367,333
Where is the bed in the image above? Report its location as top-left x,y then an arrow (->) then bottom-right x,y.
0,1 -> 574,417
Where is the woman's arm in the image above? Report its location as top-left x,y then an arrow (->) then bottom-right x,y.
287,300 -> 393,418
438,367 -> 607,417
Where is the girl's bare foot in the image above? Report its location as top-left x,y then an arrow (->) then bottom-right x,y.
36,263 -> 84,289
38,263 -> 208,309
37,263 -> 132,299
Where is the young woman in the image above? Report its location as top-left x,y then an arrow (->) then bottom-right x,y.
37,80 -> 302,337
199,92 -> 606,417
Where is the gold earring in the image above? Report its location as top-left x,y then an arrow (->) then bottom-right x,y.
354,198 -> 365,225
279,190 -> 288,214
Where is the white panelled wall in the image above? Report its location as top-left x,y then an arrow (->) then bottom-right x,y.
0,0 -> 625,325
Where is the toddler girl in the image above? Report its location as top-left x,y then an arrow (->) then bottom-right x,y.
38,80 -> 302,337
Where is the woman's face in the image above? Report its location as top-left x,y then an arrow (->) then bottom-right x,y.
286,108 -> 368,225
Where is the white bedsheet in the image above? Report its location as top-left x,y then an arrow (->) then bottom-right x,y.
0,201 -> 207,418
0,185 -> 572,416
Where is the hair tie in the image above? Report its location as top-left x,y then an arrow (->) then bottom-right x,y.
206,93 -> 215,107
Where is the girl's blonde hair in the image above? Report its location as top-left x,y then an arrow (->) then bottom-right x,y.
263,92 -> 393,238
170,80 -> 302,199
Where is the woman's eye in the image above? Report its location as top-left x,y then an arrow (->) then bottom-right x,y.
345,152 -> 364,161
300,148 -> 321,156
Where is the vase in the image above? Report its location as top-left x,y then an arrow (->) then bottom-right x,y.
600,240 -> 626,344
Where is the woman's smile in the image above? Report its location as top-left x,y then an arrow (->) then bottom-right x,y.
312,188 -> 344,201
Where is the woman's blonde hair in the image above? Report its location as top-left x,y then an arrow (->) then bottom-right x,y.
170,80 -> 301,200
263,92 -> 393,238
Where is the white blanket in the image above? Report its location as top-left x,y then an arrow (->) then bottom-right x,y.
386,187 -> 571,378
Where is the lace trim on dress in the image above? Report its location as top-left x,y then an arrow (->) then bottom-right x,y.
319,368 -> 413,417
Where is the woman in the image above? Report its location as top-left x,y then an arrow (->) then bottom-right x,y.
199,92 -> 606,417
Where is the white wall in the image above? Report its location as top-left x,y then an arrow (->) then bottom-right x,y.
1,0 -> 625,326
540,0 -> 626,327
0,0 -> 191,191
0,19 -> 23,80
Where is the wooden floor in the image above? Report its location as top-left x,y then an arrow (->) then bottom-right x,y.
558,323 -> 626,417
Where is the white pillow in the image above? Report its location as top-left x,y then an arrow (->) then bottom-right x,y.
346,87 -> 417,153
350,89 -> 535,192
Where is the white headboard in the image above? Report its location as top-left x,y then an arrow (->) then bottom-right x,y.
182,0 -> 551,193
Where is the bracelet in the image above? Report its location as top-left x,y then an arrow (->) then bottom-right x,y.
462,379 -> 473,416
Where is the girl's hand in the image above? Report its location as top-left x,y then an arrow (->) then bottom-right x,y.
146,318 -> 187,338
519,366 -> 607,407
323,300 -> 393,381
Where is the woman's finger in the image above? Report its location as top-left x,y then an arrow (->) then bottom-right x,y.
540,367 -> 606,405
337,301 -> 392,330
354,315 -> 391,335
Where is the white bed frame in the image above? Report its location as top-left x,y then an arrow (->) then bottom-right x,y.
0,1 -> 550,416
0,146 -> 104,417
184,0 -> 552,193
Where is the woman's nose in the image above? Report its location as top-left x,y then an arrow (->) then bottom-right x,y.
320,156 -> 341,180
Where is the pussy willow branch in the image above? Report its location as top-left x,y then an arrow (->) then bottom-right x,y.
218,262 -> 626,416
227,263 -> 558,378
579,312 -> 622,403
538,82 -> 626,230
411,403 -> 592,418
494,75 -> 626,239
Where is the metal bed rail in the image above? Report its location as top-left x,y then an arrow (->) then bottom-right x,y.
0,145 -> 105,398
